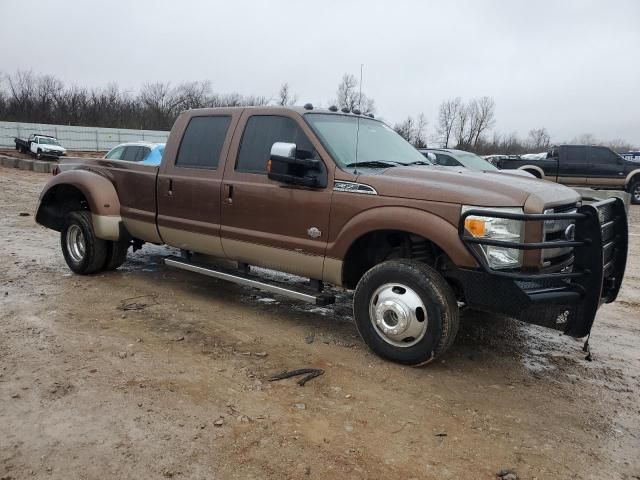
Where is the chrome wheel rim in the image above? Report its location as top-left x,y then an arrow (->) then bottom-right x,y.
369,283 -> 428,347
633,185 -> 640,202
66,224 -> 86,263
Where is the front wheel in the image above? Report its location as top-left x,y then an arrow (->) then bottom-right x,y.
36,149 -> 42,159
61,211 -> 108,274
353,259 -> 459,365
629,179 -> 640,205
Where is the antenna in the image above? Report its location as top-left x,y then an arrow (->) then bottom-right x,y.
354,63 -> 364,174
358,63 -> 363,111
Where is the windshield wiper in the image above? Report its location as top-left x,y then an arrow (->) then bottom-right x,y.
404,160 -> 433,166
345,160 -> 400,169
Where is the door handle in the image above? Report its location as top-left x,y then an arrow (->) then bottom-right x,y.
223,184 -> 233,205
168,179 -> 173,196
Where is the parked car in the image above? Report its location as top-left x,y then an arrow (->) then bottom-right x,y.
419,148 -> 534,178
495,145 -> 640,204
35,106 -> 628,366
620,151 -> 640,162
104,142 -> 165,165
14,134 -> 66,159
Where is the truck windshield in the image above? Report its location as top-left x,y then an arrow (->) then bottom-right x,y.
38,137 -> 59,145
305,113 -> 430,171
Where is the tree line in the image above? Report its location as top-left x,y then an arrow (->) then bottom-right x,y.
0,70 -> 634,152
394,96 -> 634,154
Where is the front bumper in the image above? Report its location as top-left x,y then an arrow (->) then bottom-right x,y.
41,151 -> 65,158
449,197 -> 628,337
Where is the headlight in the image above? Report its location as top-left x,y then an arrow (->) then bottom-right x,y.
462,206 -> 524,269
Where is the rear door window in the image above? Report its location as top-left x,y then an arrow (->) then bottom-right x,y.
565,146 -> 588,163
175,116 -> 231,169
236,115 -> 315,174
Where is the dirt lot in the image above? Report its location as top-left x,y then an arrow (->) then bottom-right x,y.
1,166 -> 638,480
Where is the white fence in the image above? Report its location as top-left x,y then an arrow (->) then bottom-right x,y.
0,121 -> 170,152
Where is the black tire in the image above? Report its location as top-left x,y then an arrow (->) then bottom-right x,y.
60,211 -> 108,275
103,240 -> 129,271
353,259 -> 459,365
36,149 -> 42,159
629,179 -> 640,205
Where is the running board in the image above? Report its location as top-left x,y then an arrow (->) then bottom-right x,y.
164,256 -> 335,306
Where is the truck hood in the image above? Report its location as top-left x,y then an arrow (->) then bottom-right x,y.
358,165 -> 580,210
40,145 -> 65,152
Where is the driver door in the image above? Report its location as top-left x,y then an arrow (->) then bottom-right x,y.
220,109 -> 334,279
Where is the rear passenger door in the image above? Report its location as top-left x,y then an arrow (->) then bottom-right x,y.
220,110 -> 334,279
156,111 -> 239,255
557,146 -> 589,185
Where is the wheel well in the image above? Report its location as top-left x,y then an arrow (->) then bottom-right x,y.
627,173 -> 640,189
341,230 -> 452,289
522,168 -> 541,178
36,184 -> 90,232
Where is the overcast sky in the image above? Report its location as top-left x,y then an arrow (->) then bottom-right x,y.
2,0 -> 639,145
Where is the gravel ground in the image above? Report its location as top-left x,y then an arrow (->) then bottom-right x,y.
1,166 -> 638,480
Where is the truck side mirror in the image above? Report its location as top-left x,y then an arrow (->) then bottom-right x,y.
267,142 -> 327,189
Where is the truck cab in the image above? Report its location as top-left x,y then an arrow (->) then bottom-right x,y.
34,107 -> 629,366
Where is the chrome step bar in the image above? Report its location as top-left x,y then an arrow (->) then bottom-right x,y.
164,256 -> 335,306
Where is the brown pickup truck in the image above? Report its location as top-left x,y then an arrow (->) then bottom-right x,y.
35,106 -> 628,365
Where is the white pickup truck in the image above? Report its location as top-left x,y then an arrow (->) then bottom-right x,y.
14,134 -> 67,159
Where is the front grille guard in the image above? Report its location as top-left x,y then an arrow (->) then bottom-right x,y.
458,197 -> 628,337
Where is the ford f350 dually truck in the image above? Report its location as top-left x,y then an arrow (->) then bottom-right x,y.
35,106 -> 628,365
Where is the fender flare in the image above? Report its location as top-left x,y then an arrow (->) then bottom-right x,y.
36,169 -> 122,240
518,165 -> 545,179
326,206 -> 478,275
624,168 -> 640,186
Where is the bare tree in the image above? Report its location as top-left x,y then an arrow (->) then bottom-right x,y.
571,133 -> 598,145
527,127 -> 550,151
394,116 -> 414,143
606,138 -> 634,153
467,96 -> 495,147
436,97 -> 461,147
335,73 -> 375,114
413,113 -> 428,148
277,82 -> 297,106
394,113 -> 428,148
453,103 -> 470,148
174,80 -> 212,110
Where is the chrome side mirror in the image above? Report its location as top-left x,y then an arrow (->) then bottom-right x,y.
270,142 -> 297,159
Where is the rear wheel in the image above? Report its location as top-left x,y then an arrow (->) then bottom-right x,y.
629,179 -> 640,205
353,259 -> 459,365
104,240 -> 130,271
61,211 -> 108,274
